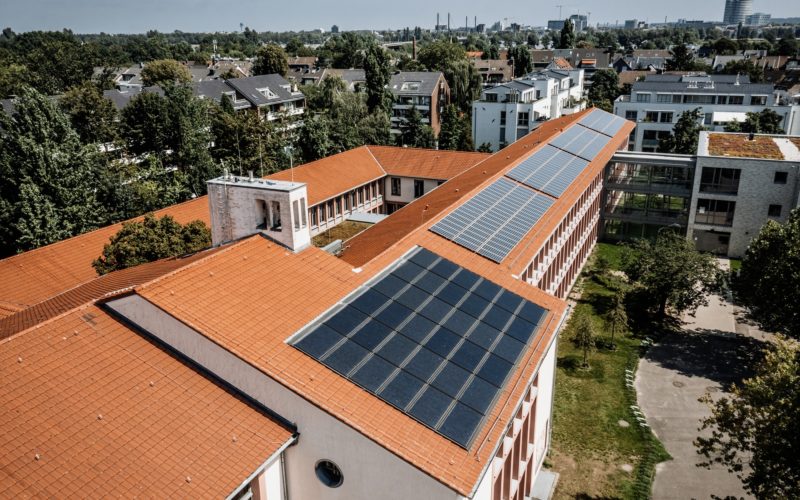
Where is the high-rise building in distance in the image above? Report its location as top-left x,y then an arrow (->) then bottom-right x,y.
723,0 -> 753,24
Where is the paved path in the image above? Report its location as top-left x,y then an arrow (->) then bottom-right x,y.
635,261 -> 766,499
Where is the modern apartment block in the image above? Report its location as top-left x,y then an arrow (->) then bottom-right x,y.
613,73 -> 800,152
472,69 -> 585,151
602,131 -> 800,257
389,71 -> 450,137
0,109 -> 632,500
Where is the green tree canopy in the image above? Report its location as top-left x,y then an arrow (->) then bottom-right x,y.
508,45 -> 532,77
59,81 -> 119,145
587,69 -> 620,112
622,230 -> 720,318
665,43 -> 700,71
140,59 -> 192,87
0,87 -> 103,256
776,34 -> 799,56
605,289 -> 628,349
733,208 -> 800,338
92,213 -> 211,275
363,44 -> 392,113
252,44 -> 289,76
724,109 -> 785,134
718,59 -> 764,83
397,106 -> 434,148
696,337 -> 800,497
438,105 -> 474,151
571,312 -> 597,368
559,19 -> 576,49
658,108 -> 704,154
417,41 -> 481,112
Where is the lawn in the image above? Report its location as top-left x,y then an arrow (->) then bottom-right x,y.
550,243 -> 670,499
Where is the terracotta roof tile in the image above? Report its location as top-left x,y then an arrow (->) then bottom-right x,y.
0,304 -> 293,498
134,234 -> 566,496
0,197 -> 210,309
266,146 -> 385,205
0,248 -> 224,341
369,146 -> 490,180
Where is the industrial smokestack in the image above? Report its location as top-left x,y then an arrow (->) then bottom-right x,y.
437,13 -> 439,29
448,13 -> 450,30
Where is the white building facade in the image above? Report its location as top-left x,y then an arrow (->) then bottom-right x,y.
472,69 -> 584,152
613,74 -> 800,152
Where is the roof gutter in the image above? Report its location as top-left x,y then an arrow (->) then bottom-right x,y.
225,432 -> 299,500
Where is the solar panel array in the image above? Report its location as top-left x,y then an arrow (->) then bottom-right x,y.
293,247 -> 548,448
578,109 -> 628,137
506,145 -> 590,198
548,124 -> 610,161
429,178 -> 555,263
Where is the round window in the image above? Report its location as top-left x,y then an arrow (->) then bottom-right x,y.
315,459 -> 343,488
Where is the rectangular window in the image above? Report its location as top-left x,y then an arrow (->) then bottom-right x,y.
728,95 -> 744,105
517,112 -> 529,127
717,95 -> 728,105
768,204 -> 782,217
310,206 -> 318,227
391,177 -> 401,196
293,200 -> 300,230
660,112 -> 673,123
344,193 -> 351,211
327,200 -> 334,220
335,198 -> 341,215
357,189 -> 363,205
500,111 -> 506,126
300,198 -> 307,227
351,191 -> 357,207
644,111 -> 659,123
704,113 -> 713,125
695,199 -> 736,226
683,94 -> 715,104
414,179 -> 424,198
625,110 -> 637,121
635,93 -> 651,102
656,94 -> 672,103
774,171 -> 788,184
751,95 -> 767,105
699,167 -> 741,195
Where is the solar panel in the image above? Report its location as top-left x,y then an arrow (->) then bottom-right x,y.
506,145 -> 590,198
549,125 -> 611,161
291,247 -> 548,448
579,109 -> 628,137
430,178 -> 554,263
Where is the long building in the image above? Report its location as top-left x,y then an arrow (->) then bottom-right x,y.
613,73 -> 800,152
0,109 -> 633,499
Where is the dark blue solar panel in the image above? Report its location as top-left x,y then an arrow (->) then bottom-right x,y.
506,145 -> 590,198
430,178 -> 555,263
550,125 -> 611,161
292,247 -> 548,448
579,108 -> 628,137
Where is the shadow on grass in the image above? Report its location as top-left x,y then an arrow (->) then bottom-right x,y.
557,354 -> 606,381
645,329 -> 765,390
574,495 -> 620,500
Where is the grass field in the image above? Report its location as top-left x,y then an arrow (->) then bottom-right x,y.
311,221 -> 372,247
550,243 -> 670,499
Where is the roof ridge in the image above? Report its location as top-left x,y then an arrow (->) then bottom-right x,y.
363,145 -> 388,175
0,300 -> 96,346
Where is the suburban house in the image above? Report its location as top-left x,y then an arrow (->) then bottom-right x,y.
613,73 -> 800,151
472,69 -> 585,151
389,71 -> 450,137
472,58 -> 514,86
0,109 -> 634,500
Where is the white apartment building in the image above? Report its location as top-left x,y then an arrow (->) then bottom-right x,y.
613,73 -> 800,152
472,69 -> 585,151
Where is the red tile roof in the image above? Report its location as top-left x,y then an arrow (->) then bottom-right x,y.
134,235 -> 566,497
0,304 -> 293,498
369,146 -> 489,180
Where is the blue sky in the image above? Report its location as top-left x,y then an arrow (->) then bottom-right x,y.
2,0 -> 797,34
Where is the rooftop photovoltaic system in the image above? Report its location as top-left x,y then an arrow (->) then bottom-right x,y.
292,247 -> 547,448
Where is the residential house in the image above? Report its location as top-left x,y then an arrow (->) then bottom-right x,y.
472,69 -> 585,151
389,71 -> 450,137
472,59 -> 514,86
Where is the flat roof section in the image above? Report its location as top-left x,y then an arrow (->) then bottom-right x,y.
292,247 -> 547,448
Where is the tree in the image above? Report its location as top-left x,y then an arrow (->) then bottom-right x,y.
719,59 -> 764,83
696,337 -> 800,497
571,312 -> 596,368
92,214 -> 211,275
559,19 -> 575,49
776,34 -> 799,56
733,208 -> 800,338
140,59 -> 192,87
59,82 -> 118,145
508,45 -> 532,77
477,142 -> 493,153
417,41 -> 481,112
438,105 -> 473,151
666,43 -> 696,71
252,44 -> 289,76
0,87 -> 103,256
712,37 -> 739,55
587,69 -> 619,112
621,230 -> 720,318
397,107 -> 434,148
605,290 -> 628,349
296,114 -> 332,162
363,44 -> 392,112
724,109 -> 785,135
658,108 -> 704,154
0,63 -> 29,99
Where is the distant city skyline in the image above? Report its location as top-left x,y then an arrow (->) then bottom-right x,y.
2,0 -> 797,34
